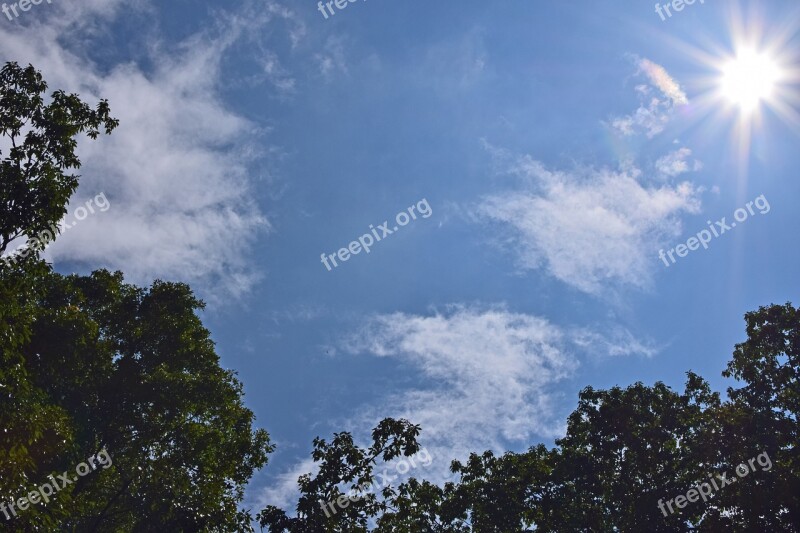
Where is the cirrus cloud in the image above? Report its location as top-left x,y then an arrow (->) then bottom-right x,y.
611,58 -> 689,138
473,153 -> 702,295
0,0 -> 300,301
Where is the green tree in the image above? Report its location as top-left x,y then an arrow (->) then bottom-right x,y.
6,269 -> 273,531
0,62 -> 272,531
1,60 -> 118,523
258,418 -> 423,532
710,303 -> 800,530
0,61 -> 117,255
541,376 -> 721,532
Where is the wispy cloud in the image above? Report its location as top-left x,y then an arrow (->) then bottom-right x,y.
571,326 -> 659,359
611,97 -> 672,138
473,152 -> 702,295
638,58 -> 689,106
341,305 -> 577,481
0,1 -> 299,301
611,58 -> 689,138
253,457 -> 317,512
655,147 -> 703,178
315,36 -> 350,81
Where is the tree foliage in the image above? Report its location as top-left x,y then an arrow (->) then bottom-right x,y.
0,62 -> 118,254
0,63 -> 272,531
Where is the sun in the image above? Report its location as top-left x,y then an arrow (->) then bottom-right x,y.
720,48 -> 781,112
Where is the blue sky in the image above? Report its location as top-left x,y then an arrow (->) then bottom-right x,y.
2,0 -> 799,515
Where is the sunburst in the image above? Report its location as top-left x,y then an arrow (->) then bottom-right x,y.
719,47 -> 782,113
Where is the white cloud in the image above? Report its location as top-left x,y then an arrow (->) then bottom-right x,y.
611,58 -> 689,138
474,154 -> 702,295
638,58 -> 688,106
571,326 -> 658,359
0,1 -> 300,300
655,147 -> 703,178
315,36 -> 349,81
341,305 -> 577,482
611,97 -> 672,138
253,457 -> 317,512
